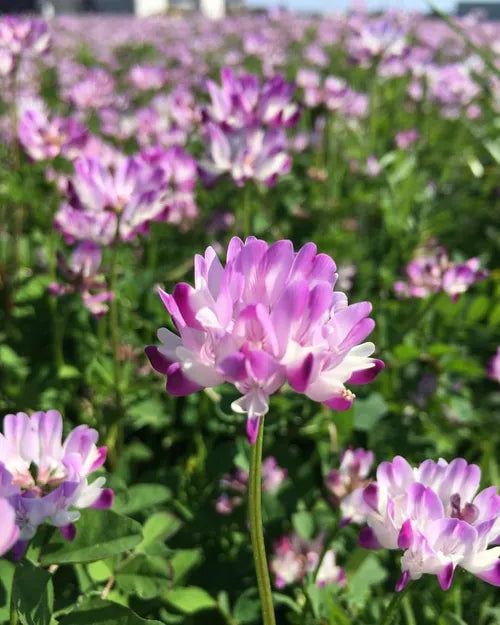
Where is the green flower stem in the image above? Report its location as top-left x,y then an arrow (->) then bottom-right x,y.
242,184 -> 252,238
10,586 -> 17,625
109,240 -> 122,412
107,235 -> 123,467
249,418 -> 276,625
381,585 -> 411,625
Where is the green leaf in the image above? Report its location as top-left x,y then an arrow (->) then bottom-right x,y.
60,599 -> 163,625
114,484 -> 171,515
292,510 -> 315,540
138,512 -> 181,553
466,295 -> 490,323
87,560 -> 114,583
163,587 -> 217,614
40,510 -> 142,565
170,548 -> 202,584
353,393 -> 389,432
346,554 -> 387,607
15,276 -> 50,304
12,560 -> 54,625
116,554 -> 172,600
58,364 -> 81,380
233,593 -> 261,623
0,560 -> 15,622
272,592 -> 301,614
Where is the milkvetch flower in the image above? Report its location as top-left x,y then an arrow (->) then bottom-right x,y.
326,447 -> 374,525
0,498 -> 19,556
215,456 -> 287,514
270,533 -> 346,589
359,456 -> 500,590
394,245 -> 487,301
487,347 -> 500,384
0,410 -> 113,545
146,237 -> 383,443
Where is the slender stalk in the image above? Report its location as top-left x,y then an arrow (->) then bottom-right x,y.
402,595 -> 416,625
248,418 -> 276,625
10,586 -> 17,625
242,184 -> 252,238
381,585 -> 411,625
106,237 -> 123,467
109,240 -> 122,412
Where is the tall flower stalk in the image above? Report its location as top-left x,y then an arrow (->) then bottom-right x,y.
146,236 -> 383,618
249,419 -> 276,625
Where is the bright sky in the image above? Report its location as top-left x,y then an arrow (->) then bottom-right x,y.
246,0 -> 464,12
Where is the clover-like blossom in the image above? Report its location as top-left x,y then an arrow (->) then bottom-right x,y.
0,410 -> 113,545
18,107 -> 88,162
146,237 -> 383,443
55,148 -> 198,245
204,67 -> 299,130
358,456 -> 500,590
394,245 -> 487,301
487,347 -> 500,384
326,447 -> 374,525
128,65 -> 168,91
215,456 -> 287,514
0,17 -> 50,75
347,15 -> 408,65
200,67 -> 299,188
271,533 -> 346,589
395,129 -> 419,150
67,68 -> 117,111
49,242 -> 114,317
0,498 -> 19,556
199,123 -> 291,187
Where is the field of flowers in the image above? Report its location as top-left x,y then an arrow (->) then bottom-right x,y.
0,8 -> 499,625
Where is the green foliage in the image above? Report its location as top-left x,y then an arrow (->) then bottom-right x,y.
1,9 -> 499,625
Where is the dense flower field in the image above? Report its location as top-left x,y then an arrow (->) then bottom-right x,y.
0,8 -> 499,625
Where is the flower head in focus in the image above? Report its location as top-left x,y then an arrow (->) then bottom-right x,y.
0,410 -> 113,547
146,237 -> 383,443
358,456 -> 500,590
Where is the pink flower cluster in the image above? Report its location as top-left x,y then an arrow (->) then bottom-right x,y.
215,457 -> 287,514
18,106 -> 88,162
296,70 -> 369,118
325,447 -> 374,525
271,532 -> 346,589
146,237 -> 383,444
0,410 -> 113,553
49,242 -> 114,317
0,498 -> 19,557
55,147 -> 197,246
0,17 -> 50,77
199,67 -> 299,187
359,457 -> 500,590
347,14 -> 409,65
487,347 -> 500,384
394,245 -> 487,301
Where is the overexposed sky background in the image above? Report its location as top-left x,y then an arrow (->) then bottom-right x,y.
246,0 -> 489,12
